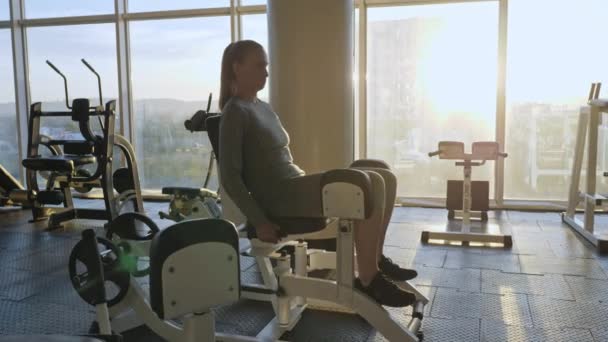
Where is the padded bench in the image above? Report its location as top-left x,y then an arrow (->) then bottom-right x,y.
22,155 -> 96,173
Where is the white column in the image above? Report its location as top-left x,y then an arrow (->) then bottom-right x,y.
267,0 -> 354,173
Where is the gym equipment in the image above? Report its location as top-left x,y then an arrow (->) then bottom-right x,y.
562,83 -> 608,254
159,93 -> 222,222
12,59 -> 144,229
72,220 -> 261,342
90,116 -> 427,341
423,141 -> 512,247
0,163 -> 24,207
204,115 -> 428,341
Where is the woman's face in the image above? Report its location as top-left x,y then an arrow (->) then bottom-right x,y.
233,47 -> 269,93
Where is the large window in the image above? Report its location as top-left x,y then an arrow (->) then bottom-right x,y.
27,24 -> 119,141
504,0 -> 608,200
240,0 -> 266,5
24,1 -> 114,18
0,30 -> 19,179
366,3 -> 499,198
130,17 -> 230,190
1,0 -> 8,20
129,0 -> 227,13
241,13 -> 268,101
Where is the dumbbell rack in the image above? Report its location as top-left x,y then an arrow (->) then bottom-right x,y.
422,141 -> 512,247
562,83 -> 608,254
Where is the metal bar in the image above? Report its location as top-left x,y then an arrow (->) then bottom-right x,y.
124,7 -> 231,21
422,230 -> 511,244
19,14 -> 116,27
115,0 -> 134,141
236,5 -> 267,15
584,105 -> 600,234
365,0 -> 497,6
562,215 -> 602,249
230,0 -> 238,42
566,110 -> 589,217
358,1 -> 368,159
494,0 -> 508,206
9,0 -> 29,185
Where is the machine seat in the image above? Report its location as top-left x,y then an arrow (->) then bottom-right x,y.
244,217 -> 331,240
161,187 -> 217,198
22,155 -> 96,173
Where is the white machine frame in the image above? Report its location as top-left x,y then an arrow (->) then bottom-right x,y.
423,141 -> 512,247
562,83 -> 608,254
106,171 -> 428,342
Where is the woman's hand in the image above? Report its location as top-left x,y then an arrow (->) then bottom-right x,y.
256,222 -> 281,243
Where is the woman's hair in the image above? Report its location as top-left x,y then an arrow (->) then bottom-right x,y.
219,40 -> 264,110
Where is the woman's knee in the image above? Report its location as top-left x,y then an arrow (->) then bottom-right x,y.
373,168 -> 397,192
354,166 -> 397,192
364,171 -> 386,211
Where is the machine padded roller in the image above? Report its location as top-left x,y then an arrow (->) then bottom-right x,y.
63,141 -> 95,155
349,159 -> 390,170
71,98 -> 91,121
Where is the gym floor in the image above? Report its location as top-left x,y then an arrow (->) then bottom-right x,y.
1,201 -> 608,341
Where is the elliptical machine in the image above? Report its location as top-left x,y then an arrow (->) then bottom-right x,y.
159,93 -> 222,221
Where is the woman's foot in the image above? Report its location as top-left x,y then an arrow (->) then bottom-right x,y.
355,272 -> 416,307
379,255 -> 418,281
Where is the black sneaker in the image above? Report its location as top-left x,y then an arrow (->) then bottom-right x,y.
379,255 -> 418,281
355,272 -> 416,307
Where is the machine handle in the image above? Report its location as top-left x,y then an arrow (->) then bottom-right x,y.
428,150 -> 441,157
499,152 -> 508,158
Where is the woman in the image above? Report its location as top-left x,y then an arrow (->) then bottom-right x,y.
218,40 -> 417,307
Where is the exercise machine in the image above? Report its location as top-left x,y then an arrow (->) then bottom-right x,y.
11,59 -> 143,229
562,83 -> 608,253
206,115 -> 428,341
71,219 -> 266,342
87,115 -> 428,341
423,141 -> 512,247
0,163 -> 24,207
159,93 -> 222,221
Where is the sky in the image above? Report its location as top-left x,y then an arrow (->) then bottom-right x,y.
1,0 -> 608,107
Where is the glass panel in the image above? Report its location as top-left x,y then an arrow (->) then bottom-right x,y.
0,29 -> 19,179
241,13 -> 268,101
240,0 -> 266,6
130,17 -> 230,190
1,0 -> 9,20
367,2 -> 499,198
129,0 -> 227,13
25,0 -> 113,18
27,24 -> 120,140
504,0 -> 608,200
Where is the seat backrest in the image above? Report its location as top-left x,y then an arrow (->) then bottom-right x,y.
149,218 -> 240,320
205,115 -> 222,161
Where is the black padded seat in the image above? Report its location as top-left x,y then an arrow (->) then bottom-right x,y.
22,154 -> 96,173
161,187 -> 216,197
0,336 -> 106,342
245,217 -> 330,238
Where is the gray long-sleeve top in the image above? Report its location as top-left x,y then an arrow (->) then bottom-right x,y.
219,97 -> 304,226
